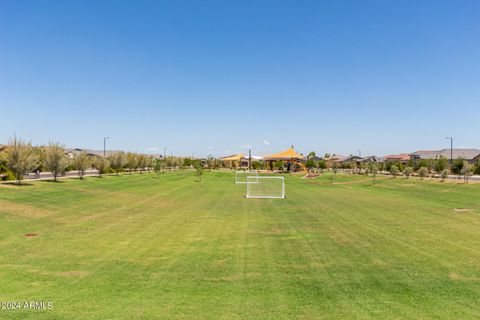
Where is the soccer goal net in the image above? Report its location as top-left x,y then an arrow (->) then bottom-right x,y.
246,176 -> 285,199
235,171 -> 258,184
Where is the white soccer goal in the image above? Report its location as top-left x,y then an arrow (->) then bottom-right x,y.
235,170 -> 258,184
245,176 -> 285,199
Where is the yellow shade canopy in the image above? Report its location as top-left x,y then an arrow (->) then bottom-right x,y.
220,153 -> 245,161
263,148 -> 304,161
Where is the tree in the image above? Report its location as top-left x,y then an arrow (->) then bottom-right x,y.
317,160 -> 327,170
183,158 -> 193,167
153,158 -> 162,174
109,152 -> 126,176
461,161 -> 472,184
390,165 -> 399,178
137,154 -> 147,173
274,161 -> 283,171
95,157 -> 110,177
305,159 -> 316,170
473,160 -> 480,175
307,151 -> 316,160
452,158 -> 465,175
434,156 -> 448,173
440,169 -> 449,182
44,142 -> 68,182
126,153 -> 138,174
73,152 -> 90,179
194,160 -> 203,182
415,159 -> 430,171
6,136 -> 38,184
369,163 -> 378,185
404,166 -> 414,179
206,155 -> 215,169
418,167 -> 429,180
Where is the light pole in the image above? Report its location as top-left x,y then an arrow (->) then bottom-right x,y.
446,137 -> 453,168
103,137 -> 110,158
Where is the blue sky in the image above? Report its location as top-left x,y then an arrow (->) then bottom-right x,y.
1,1 -> 479,157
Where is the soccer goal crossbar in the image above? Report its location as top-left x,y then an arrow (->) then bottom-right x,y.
245,176 -> 285,199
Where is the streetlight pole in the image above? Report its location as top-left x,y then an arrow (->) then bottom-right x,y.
103,137 -> 110,158
446,137 -> 453,168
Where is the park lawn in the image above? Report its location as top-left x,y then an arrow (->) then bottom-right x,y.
0,172 -> 480,319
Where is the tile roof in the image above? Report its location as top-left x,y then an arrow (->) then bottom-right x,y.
410,149 -> 480,160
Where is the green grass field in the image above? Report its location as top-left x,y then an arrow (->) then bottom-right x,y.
1,172 -> 480,319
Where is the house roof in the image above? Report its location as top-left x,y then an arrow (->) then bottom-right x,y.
263,148 -> 304,161
341,155 -> 364,162
323,155 -> 347,162
359,155 -> 382,162
65,148 -> 122,158
383,153 -> 411,161
410,148 -> 480,160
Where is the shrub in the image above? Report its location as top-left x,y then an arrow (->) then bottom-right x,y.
418,167 -> 429,180
452,158 -> 465,175
440,169 -> 449,182
317,160 -> 327,169
474,161 -> 480,175
404,167 -> 414,179
434,156 -> 448,173
390,165 -> 399,178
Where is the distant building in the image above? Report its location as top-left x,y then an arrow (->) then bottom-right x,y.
65,148 -> 162,159
323,155 -> 347,163
341,155 -> 364,166
359,156 -> 383,163
383,154 -> 411,165
410,149 -> 480,164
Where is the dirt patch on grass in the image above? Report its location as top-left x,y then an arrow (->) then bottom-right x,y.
449,273 -> 480,281
57,271 -> 89,278
454,208 -> 473,213
24,233 -> 38,237
207,272 -> 261,282
0,199 -> 51,218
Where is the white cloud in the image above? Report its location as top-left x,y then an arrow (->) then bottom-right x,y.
263,140 -> 270,145
146,146 -> 160,151
208,146 -> 214,150
242,144 -> 252,149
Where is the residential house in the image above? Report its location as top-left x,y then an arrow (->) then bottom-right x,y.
410,149 -> 480,164
383,154 -> 411,165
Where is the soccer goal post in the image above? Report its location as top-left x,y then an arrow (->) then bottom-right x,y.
235,170 -> 259,184
245,176 -> 285,199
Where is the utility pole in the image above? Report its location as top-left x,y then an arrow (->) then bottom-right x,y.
103,137 -> 110,158
446,137 -> 453,168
